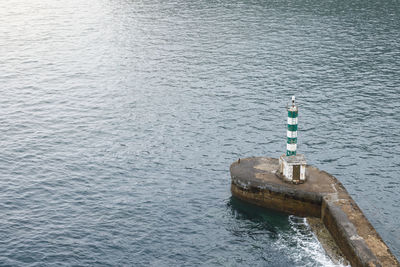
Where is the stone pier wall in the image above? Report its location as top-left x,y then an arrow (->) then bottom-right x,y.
231,182 -> 321,218
230,157 -> 400,267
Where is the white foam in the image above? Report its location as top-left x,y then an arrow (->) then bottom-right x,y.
274,216 -> 350,267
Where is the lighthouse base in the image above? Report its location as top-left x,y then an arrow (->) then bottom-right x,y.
279,154 -> 307,183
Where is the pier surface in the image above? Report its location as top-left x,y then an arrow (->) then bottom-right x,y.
230,157 -> 399,267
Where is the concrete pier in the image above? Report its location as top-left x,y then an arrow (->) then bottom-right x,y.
230,157 -> 400,267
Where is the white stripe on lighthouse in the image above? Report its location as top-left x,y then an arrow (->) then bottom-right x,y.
287,143 -> 297,151
287,130 -> 298,138
287,117 -> 298,125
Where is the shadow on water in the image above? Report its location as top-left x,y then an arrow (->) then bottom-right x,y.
227,196 -> 324,246
227,196 -> 293,232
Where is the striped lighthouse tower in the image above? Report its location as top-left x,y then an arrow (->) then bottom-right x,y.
287,96 -> 298,156
279,96 -> 306,183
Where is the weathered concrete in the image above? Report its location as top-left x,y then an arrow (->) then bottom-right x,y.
307,217 -> 350,266
230,157 -> 399,267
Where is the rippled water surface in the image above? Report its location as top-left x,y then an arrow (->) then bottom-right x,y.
0,0 -> 399,265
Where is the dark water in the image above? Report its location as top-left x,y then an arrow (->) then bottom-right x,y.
0,0 -> 399,265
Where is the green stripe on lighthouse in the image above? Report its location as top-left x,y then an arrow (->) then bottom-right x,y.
286,150 -> 296,156
288,124 -> 298,131
288,110 -> 298,118
287,137 -> 297,144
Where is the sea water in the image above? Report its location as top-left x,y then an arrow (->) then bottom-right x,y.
0,0 -> 399,265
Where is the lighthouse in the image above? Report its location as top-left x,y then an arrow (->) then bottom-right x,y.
279,96 -> 307,183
